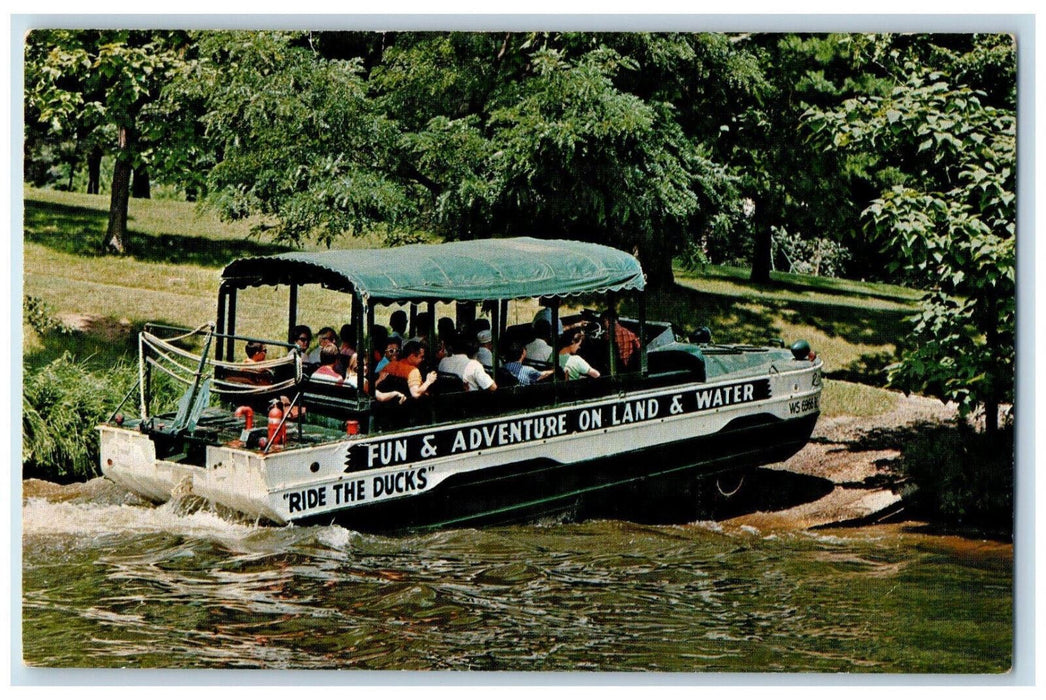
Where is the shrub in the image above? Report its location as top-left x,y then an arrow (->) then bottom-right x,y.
23,295 -> 72,336
898,421 -> 1014,535
771,227 -> 851,278
22,353 -> 138,482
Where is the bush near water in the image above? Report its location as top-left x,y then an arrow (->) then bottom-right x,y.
23,353 -> 137,482
898,422 -> 1014,535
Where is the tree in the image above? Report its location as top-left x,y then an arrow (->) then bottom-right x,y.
707,34 -> 896,283
805,35 -> 1016,434
24,30 -> 189,252
192,31 -> 740,287
190,31 -> 412,247
479,46 -> 714,286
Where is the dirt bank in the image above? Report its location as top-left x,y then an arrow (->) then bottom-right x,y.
724,390 -> 960,531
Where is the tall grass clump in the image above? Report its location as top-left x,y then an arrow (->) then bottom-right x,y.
898,422 -> 1014,537
22,353 -> 139,482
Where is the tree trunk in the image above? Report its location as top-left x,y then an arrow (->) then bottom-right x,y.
104,125 -> 132,254
639,239 -> 676,290
984,397 -> 999,437
750,223 -> 773,283
86,148 -> 102,195
132,165 -> 151,199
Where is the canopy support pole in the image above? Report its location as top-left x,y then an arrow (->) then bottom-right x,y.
215,284 -> 228,361
638,291 -> 648,375
288,283 -> 298,343
354,295 -> 366,402
225,287 -> 237,363
365,302 -> 375,390
550,298 -> 561,400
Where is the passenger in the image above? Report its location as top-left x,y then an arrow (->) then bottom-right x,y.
438,332 -> 497,392
311,344 -> 345,385
389,309 -> 409,342
435,316 -> 456,361
476,329 -> 494,371
336,323 -> 356,377
289,325 -> 313,357
437,316 -> 456,341
344,354 -> 407,404
370,325 -> 389,368
373,334 -> 402,374
245,340 -> 268,363
239,341 -> 273,384
525,319 -> 554,365
375,339 -> 438,399
307,326 -> 338,364
503,341 -> 553,386
408,313 -> 435,375
410,312 -> 433,346
557,329 -> 600,380
601,309 -> 641,370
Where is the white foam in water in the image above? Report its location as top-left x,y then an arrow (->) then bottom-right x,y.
315,525 -> 356,551
22,495 -> 261,541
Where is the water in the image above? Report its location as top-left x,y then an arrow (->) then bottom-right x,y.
21,478 -> 1012,673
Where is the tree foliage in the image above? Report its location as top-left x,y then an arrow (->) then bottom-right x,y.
24,30 -> 190,251
805,35 -> 1016,431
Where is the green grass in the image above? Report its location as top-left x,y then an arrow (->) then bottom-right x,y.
22,186 -> 920,418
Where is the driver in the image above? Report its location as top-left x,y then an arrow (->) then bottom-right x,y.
601,309 -> 640,370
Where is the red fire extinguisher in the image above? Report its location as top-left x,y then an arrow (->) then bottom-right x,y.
267,399 -> 286,447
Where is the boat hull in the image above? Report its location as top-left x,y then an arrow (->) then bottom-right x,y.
100,363 -> 822,532
293,412 -> 818,532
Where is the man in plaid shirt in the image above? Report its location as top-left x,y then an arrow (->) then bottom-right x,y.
601,310 -> 640,371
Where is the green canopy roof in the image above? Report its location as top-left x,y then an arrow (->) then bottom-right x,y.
221,237 -> 645,303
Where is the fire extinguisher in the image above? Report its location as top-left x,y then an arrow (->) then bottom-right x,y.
267,399 -> 286,447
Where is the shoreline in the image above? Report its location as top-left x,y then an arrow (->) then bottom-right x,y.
725,388 -> 961,532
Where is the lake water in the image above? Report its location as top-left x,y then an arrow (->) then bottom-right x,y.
20,477 -> 1012,673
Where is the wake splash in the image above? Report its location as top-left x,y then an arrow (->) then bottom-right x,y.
22,477 -> 262,540
20,477 -> 374,556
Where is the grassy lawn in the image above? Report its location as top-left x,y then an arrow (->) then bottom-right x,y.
21,186 -> 919,417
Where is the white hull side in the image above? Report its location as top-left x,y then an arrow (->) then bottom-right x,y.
100,364 -> 822,525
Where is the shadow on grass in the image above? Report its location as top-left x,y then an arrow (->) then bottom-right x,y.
637,284 -> 911,386
685,264 -> 922,306
24,316 -> 189,373
24,198 -> 292,267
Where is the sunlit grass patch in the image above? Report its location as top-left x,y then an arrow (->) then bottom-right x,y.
821,379 -> 900,418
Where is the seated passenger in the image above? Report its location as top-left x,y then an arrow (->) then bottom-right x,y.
557,330 -> 600,380
373,335 -> 402,374
601,309 -> 641,371
438,333 -> 497,392
476,329 -> 494,371
288,325 -> 312,358
314,348 -> 407,404
435,316 -> 456,361
503,341 -> 553,386
370,325 -> 389,368
229,341 -> 273,385
375,340 -> 438,399
410,312 -> 433,347
311,345 -> 344,385
389,309 -> 408,342
307,326 -> 338,364
336,323 -> 356,377
524,319 -> 554,365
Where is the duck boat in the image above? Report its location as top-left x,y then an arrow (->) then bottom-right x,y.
99,237 -> 822,532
